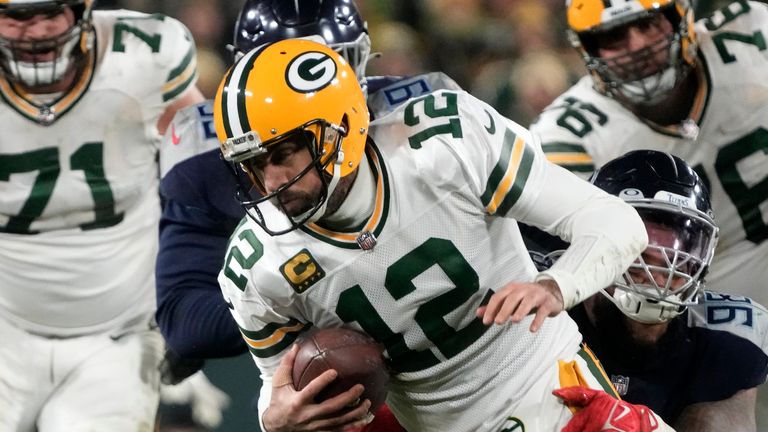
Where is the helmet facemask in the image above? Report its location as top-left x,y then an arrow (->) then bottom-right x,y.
572,3 -> 696,105
604,202 -> 718,323
0,1 -> 93,89
330,31 -> 371,81
227,118 -> 349,236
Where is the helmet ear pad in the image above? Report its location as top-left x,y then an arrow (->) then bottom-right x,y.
678,4 -> 697,66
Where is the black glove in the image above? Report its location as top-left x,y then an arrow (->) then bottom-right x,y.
160,347 -> 205,385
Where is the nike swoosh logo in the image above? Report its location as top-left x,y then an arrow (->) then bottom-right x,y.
171,124 -> 181,145
483,109 -> 496,134
225,298 -> 235,310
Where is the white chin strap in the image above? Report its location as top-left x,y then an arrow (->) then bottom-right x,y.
617,66 -> 678,105
603,289 -> 684,324
300,149 -> 345,224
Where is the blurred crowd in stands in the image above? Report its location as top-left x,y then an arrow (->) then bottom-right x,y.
98,0 -> 737,127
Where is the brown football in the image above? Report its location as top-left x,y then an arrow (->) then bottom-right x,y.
292,327 -> 390,411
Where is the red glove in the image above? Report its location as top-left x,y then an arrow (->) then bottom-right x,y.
361,404 -> 406,432
347,404 -> 407,432
553,387 -> 660,432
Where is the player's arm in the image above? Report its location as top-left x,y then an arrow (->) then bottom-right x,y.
673,388 -> 757,432
449,92 -> 646,329
249,324 -> 373,432
155,166 -> 247,384
156,102 -> 247,364
479,153 -> 647,330
235,313 -> 370,432
523,154 -> 646,307
155,193 -> 247,359
218,231 -> 370,432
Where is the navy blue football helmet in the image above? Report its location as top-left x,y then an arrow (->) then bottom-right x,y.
590,150 -> 718,323
232,0 -> 370,79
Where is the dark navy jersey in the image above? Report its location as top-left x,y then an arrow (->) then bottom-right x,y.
570,291 -> 768,423
156,72 -> 462,359
156,148 -> 248,358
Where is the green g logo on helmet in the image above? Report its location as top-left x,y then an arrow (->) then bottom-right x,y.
285,51 -> 337,93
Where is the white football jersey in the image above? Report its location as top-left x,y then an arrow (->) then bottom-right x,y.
219,90 -> 599,432
0,10 -> 197,336
531,1 -> 768,304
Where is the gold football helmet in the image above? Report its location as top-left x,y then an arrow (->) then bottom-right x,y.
566,0 -> 696,104
214,38 -> 369,235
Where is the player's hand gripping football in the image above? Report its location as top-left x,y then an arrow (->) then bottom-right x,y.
554,387 -> 672,432
476,278 -> 564,332
262,344 -> 373,432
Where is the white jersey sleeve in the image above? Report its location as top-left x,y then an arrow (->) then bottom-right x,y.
528,76 -> 611,179
217,240 -> 305,429
432,91 -> 648,308
104,11 -> 198,106
96,10 -> 198,133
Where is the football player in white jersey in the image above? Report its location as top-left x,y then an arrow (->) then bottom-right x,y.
0,0 -> 203,430
530,0 -> 768,309
156,1 -> 449,429
156,0 -> 463,373
210,38 -> 674,432
530,1 -> 768,426
547,150 -> 768,431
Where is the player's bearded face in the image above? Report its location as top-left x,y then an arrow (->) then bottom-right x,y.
253,140 -> 325,218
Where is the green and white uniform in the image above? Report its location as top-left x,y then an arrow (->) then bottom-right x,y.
220,90 -> 648,431
0,9 -> 196,336
0,10 -> 197,432
531,0 -> 768,305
